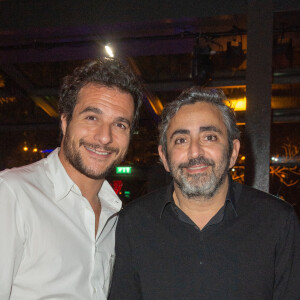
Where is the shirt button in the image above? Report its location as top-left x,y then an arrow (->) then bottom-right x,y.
199,261 -> 203,265
93,287 -> 97,293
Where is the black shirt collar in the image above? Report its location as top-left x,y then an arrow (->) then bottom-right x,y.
160,176 -> 238,220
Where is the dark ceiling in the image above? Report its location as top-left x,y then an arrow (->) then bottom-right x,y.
0,0 -> 300,128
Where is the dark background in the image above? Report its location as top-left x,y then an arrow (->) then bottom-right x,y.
0,0 -> 299,217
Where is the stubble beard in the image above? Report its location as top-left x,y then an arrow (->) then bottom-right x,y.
62,127 -> 125,180
168,151 -> 230,200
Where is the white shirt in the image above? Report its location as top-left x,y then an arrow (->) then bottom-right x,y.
0,148 -> 122,300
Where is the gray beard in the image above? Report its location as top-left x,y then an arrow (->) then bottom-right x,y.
169,155 -> 230,200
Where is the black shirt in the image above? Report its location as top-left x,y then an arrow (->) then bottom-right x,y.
168,184 -> 237,230
109,180 -> 300,300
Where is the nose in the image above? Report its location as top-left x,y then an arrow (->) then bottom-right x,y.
188,138 -> 204,159
94,123 -> 112,145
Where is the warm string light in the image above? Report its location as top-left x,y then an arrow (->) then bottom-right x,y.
0,97 -> 15,104
232,142 -> 300,188
22,143 -> 39,153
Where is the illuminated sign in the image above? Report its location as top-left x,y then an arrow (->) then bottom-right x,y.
113,180 -> 123,195
116,166 -> 132,174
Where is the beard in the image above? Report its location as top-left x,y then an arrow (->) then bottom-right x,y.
167,151 -> 230,200
62,127 -> 124,180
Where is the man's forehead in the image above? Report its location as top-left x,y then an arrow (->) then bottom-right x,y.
166,102 -> 227,137
169,102 -> 222,125
73,83 -> 134,120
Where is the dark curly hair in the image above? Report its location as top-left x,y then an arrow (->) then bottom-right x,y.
59,58 -> 144,131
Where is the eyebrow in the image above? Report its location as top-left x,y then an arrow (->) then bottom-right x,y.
79,106 -> 131,127
115,116 -> 131,127
170,126 -> 223,140
199,126 -> 223,135
170,129 -> 190,140
79,106 -> 102,115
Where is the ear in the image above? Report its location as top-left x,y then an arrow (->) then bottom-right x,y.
61,114 -> 68,136
229,139 -> 240,168
158,145 -> 170,172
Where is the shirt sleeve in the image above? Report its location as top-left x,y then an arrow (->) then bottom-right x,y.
0,178 -> 24,300
273,208 -> 300,300
108,212 -> 142,300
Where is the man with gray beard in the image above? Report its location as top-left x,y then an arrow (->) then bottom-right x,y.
109,87 -> 300,300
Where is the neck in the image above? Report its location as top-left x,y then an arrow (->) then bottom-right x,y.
58,148 -> 104,202
173,176 -> 229,229
58,148 -> 104,238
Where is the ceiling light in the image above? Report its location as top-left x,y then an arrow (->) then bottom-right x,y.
105,44 -> 114,57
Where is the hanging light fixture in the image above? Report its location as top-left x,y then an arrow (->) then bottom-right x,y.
192,36 -> 214,86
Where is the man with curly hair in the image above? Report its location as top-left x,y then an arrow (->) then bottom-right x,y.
0,58 -> 143,300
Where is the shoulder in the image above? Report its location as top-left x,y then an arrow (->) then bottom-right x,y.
234,181 -> 295,220
0,158 -> 47,191
119,185 -> 169,220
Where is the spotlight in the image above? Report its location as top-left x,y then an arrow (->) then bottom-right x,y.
226,41 -> 246,68
105,44 -> 114,57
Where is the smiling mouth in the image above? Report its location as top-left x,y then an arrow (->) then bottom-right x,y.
188,165 -> 209,170
85,146 -> 111,156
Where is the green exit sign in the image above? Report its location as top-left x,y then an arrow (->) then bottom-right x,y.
116,166 -> 132,174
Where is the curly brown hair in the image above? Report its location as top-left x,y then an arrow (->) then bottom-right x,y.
59,58 -> 144,131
